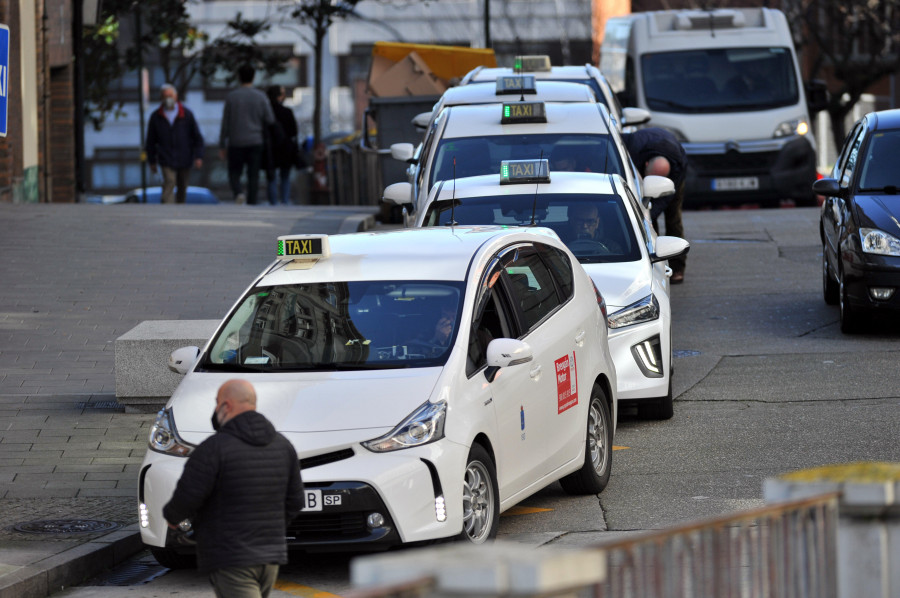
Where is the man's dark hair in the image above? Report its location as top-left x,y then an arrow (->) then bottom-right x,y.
238,64 -> 256,85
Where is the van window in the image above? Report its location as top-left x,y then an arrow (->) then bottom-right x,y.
641,47 -> 799,113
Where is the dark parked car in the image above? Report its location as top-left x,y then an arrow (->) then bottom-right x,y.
815,109 -> 900,333
85,186 -> 219,205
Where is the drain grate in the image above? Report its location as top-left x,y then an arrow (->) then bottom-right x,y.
13,519 -> 121,534
89,560 -> 169,586
75,401 -> 125,411
674,349 -> 701,358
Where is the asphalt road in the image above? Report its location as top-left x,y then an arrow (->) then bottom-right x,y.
51,205 -> 900,597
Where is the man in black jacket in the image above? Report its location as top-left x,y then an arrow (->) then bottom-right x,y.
146,84 -> 205,204
164,379 -> 304,597
623,127 -> 689,283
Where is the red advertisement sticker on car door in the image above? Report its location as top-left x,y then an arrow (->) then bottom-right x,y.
555,352 -> 578,414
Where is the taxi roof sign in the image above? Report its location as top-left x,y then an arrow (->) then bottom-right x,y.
514,55 -> 552,72
277,235 -> 330,268
501,101 -> 546,124
496,75 -> 536,95
500,159 -> 550,185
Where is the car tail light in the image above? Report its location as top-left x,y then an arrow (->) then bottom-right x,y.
592,281 -> 608,321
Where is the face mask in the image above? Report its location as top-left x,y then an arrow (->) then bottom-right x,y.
164,97 -> 176,110
211,406 -> 223,431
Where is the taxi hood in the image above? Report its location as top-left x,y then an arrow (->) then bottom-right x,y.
581,262 -> 653,310
169,369 -> 443,434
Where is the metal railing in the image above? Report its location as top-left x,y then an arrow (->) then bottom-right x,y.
593,492 -> 839,598
344,493 -> 839,598
326,141 -> 388,207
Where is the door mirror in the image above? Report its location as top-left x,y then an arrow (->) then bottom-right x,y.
622,107 -> 651,127
812,178 -> 841,198
486,338 -> 533,368
383,182 -> 413,206
642,175 -> 676,199
651,236 -> 690,263
168,346 -> 200,375
411,112 -> 432,130
805,79 -> 828,114
390,143 -> 415,163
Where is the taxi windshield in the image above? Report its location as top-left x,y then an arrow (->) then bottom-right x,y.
200,281 -> 464,372
431,134 -> 624,183
422,193 -> 641,264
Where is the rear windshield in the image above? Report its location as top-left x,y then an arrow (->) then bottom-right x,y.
431,134 -> 625,183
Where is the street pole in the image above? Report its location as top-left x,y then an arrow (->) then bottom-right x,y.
484,0 -> 491,48
135,4 -> 147,202
73,0 -> 86,200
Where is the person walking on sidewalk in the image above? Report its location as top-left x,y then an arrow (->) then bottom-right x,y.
163,379 -> 304,598
264,85 -> 300,205
623,127 -> 689,283
146,83 -> 205,204
219,64 -> 275,205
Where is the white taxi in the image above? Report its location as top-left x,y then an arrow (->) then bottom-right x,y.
386,100 -> 641,216
411,160 -> 689,419
138,226 -> 617,564
459,56 -> 651,131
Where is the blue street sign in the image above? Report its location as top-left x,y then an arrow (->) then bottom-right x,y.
0,24 -> 8,138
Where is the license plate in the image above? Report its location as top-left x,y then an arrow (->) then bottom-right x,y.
301,489 -> 342,511
712,177 -> 759,191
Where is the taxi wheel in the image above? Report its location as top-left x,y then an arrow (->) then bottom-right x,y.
823,253 -> 839,305
150,547 -> 196,569
459,444 -> 499,544
560,386 -> 612,495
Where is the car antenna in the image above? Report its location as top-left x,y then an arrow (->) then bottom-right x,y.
448,157 -> 459,226
530,150 -> 543,226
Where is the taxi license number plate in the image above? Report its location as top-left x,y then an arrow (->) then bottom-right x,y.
712,177 -> 759,191
302,490 -> 342,512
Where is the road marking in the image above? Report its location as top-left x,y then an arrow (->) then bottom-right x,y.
274,580 -> 343,597
502,505 -> 554,516
613,445 -> 629,451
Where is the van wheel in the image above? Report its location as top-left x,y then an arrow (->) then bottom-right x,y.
459,444 -> 499,544
560,386 -> 612,495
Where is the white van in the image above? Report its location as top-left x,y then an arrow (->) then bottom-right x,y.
600,8 -> 826,207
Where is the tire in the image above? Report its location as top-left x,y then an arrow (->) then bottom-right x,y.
823,252 -> 839,305
839,271 -> 863,334
559,385 -> 612,495
638,378 -> 674,420
150,547 -> 196,569
459,444 -> 499,544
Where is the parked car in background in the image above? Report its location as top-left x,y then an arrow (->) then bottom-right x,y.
85,186 -> 219,205
816,109 -> 900,333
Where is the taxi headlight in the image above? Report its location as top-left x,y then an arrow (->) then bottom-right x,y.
607,294 -> 660,329
773,118 -> 809,138
149,408 -> 195,457
860,228 -> 900,257
362,400 -> 447,453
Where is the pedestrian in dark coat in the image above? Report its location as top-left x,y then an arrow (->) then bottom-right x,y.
163,379 -> 304,597
146,84 -> 205,204
265,85 -> 300,205
623,127 -> 689,282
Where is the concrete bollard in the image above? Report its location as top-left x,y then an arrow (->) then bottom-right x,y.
350,540 -> 606,597
764,461 -> 900,598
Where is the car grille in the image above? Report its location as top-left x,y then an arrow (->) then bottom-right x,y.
690,150 -> 778,175
300,448 -> 354,470
288,512 -> 368,538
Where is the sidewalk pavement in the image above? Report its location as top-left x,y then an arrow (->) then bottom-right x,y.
0,202 -> 384,598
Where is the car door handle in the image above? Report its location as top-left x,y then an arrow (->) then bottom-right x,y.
529,365 -> 542,379
575,331 -> 586,345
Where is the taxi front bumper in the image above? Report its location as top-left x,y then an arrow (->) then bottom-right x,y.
607,322 -> 669,401
138,438 -> 471,551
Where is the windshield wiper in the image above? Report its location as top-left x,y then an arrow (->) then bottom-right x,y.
859,186 -> 899,194
197,362 -> 272,373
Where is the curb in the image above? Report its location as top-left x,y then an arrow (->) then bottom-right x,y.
0,528 -> 144,598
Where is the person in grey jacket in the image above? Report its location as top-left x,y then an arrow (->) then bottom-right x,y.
163,379 -> 304,597
219,64 -> 275,205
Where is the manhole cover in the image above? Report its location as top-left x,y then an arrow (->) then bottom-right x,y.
13,519 -> 120,534
674,349 -> 701,358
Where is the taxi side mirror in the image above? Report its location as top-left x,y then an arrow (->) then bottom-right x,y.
642,175 -> 675,199
411,112 -> 432,130
485,338 -> 533,383
622,107 -> 651,127
168,346 -> 200,375
391,143 -> 416,163
383,182 -> 413,206
651,236 -> 690,263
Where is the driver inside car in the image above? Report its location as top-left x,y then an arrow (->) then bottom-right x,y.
565,203 -> 620,254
